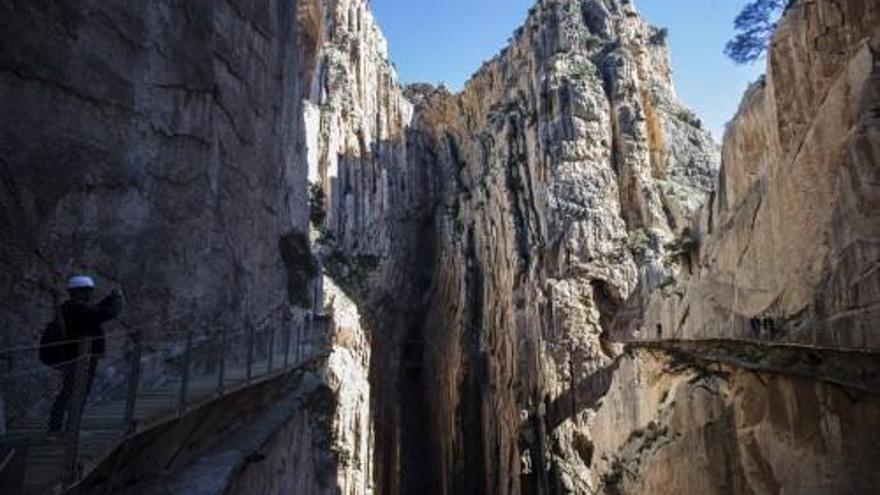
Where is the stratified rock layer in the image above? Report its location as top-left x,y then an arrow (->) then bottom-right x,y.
308,0 -> 718,493
600,0 -> 880,493
589,348 -> 880,494
311,0 -> 880,493
2,0 -> 878,493
618,0 -> 880,350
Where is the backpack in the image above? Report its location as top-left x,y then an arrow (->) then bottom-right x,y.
39,318 -> 75,366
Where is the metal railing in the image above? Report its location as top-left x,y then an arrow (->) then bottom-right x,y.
0,308 -> 324,494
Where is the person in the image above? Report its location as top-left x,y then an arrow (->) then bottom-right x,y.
47,275 -> 123,432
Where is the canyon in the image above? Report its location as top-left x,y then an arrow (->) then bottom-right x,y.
0,0 -> 878,494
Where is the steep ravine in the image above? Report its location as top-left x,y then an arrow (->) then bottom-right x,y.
304,0 -> 718,492
306,0 -> 880,494
1,0 -> 878,493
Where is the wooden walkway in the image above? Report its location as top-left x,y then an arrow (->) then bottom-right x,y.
8,345 -> 308,495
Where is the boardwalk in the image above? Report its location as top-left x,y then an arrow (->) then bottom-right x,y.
1,312 -> 321,495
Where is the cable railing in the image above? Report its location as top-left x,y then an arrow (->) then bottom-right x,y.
0,306 -> 327,494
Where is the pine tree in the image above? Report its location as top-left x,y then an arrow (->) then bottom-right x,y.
724,0 -> 787,64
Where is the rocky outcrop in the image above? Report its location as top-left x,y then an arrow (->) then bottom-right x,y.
308,0 -> 718,493
297,1 -> 437,493
597,0 -> 880,493
614,0 -> 880,348
3,0 -> 877,493
404,1 -> 720,489
223,276 -> 374,495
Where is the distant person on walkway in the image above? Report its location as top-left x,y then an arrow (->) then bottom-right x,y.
44,275 -> 122,432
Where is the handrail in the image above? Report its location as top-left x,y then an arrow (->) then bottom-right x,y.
0,303 -> 290,357
0,308 -> 319,494
0,305 -> 289,358
0,446 -> 16,474
617,337 -> 880,356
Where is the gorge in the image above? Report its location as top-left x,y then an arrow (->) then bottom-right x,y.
1,0 -> 878,494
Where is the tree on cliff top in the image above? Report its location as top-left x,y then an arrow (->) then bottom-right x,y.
725,0 -> 787,64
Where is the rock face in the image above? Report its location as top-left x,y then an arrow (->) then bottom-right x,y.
223,277 -> 374,495
404,2 -> 719,491
616,0 -> 880,350
0,0 -> 313,417
306,0 -> 718,493
310,0 -> 880,493
588,347 -> 880,494
3,0 -> 879,493
590,0 -> 880,492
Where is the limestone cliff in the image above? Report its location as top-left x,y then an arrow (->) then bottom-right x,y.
597,0 -> 880,493
615,0 -> 880,351
0,0 -> 376,492
308,0 -> 718,493
404,0 -> 720,490
311,0 -> 880,493
2,0 -> 878,493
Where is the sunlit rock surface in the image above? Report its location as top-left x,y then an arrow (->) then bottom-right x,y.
616,0 -> 880,349
1,0 -> 878,494
308,0 -> 718,492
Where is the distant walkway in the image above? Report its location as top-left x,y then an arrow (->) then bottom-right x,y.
543,337 -> 880,430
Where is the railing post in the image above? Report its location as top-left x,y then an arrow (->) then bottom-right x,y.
246,322 -> 254,383
217,325 -> 227,397
303,313 -> 311,362
178,329 -> 193,417
295,314 -> 303,364
64,338 -> 91,482
283,317 -> 292,368
123,332 -> 142,430
267,324 -> 276,374
300,312 -> 311,364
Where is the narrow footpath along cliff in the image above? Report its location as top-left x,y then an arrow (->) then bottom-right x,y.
594,0 -> 880,492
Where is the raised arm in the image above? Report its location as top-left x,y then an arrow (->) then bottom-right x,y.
94,290 -> 123,323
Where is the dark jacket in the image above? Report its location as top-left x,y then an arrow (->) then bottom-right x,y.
61,293 -> 122,357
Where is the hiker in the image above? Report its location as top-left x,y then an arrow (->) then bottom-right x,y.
45,275 -> 123,432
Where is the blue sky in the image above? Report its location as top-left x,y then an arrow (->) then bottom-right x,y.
370,0 -> 765,140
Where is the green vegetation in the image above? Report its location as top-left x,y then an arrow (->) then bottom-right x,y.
601,458 -> 628,495
570,59 -> 593,80
649,27 -> 668,45
665,227 -> 700,264
583,34 -> 602,51
725,0 -> 786,64
674,108 -> 700,127
309,182 -> 327,228
626,229 -> 651,261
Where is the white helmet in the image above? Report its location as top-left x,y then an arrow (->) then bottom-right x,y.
67,275 -> 96,290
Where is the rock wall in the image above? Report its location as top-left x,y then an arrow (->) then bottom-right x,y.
596,0 -> 880,493
314,0 -> 880,493
75,284 -> 372,495
309,0 -> 718,493
223,277 -> 374,495
5,0 -> 876,493
405,1 -> 717,492
299,1 -> 437,493
0,0 -> 312,417
617,0 -> 880,349
588,348 -> 880,494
